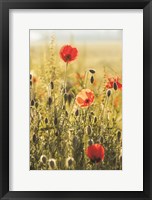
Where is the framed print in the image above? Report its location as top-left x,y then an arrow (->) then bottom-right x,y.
0,0 -> 152,199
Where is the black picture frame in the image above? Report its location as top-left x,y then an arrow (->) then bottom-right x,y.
0,0 -> 151,199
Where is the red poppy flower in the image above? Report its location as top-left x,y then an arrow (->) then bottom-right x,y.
60,45 -> 78,63
75,89 -> 94,108
86,144 -> 105,163
106,76 -> 122,90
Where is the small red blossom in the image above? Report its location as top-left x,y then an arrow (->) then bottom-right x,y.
60,45 -> 78,63
106,76 -> 122,90
75,89 -> 94,108
86,144 -> 105,163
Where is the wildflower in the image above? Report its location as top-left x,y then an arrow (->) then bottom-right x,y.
60,45 -> 78,63
106,76 -> 122,90
40,155 -> 47,164
76,89 -> 94,108
86,144 -> 105,163
66,157 -> 74,168
48,159 -> 56,169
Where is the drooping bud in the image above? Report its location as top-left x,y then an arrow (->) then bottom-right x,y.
30,74 -> 32,80
66,157 -> 74,168
33,134 -> 37,143
117,131 -> 121,141
35,102 -> 38,108
64,93 -> 68,103
94,116 -> 97,123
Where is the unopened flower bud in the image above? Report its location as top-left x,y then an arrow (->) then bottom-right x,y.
54,117 -> 58,125
117,131 -> 121,141
45,118 -> 48,124
88,139 -> 94,146
113,82 -> 118,90
64,93 -> 68,102
94,116 -> 97,123
75,109 -> 79,116
40,155 -> 47,164
90,76 -> 94,84
87,125 -> 92,135
89,69 -> 96,74
30,74 -> 32,80
31,99 -> 34,106
49,159 -> 56,169
35,102 -> 38,108
107,89 -> 111,97
66,157 -> 74,167
48,97 -> 52,106
50,81 -> 54,90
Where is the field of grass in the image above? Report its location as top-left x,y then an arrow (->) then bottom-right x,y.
30,35 -> 122,170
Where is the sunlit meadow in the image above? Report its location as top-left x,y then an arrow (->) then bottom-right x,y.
30,30 -> 122,170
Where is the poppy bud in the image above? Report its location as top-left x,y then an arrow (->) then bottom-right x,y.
55,131 -> 59,136
73,136 -> 78,148
54,117 -> 58,125
107,89 -> 111,97
31,99 -> 34,106
89,69 -> 96,74
87,125 -> 92,135
50,81 -> 54,90
90,76 -> 94,84
49,159 -> 56,169
45,118 -> 48,124
67,94 -> 72,104
64,93 -> 68,102
48,97 -> 52,106
33,134 -> 37,143
117,131 -> 121,141
62,105 -> 66,110
35,102 -> 38,108
75,109 -> 79,116
94,116 -> 97,123
88,139 -> 94,146
30,81 -> 32,86
66,157 -> 74,167
91,111 -> 94,115
30,74 -> 32,80
65,111 -> 68,117
40,155 -> 47,164
113,82 -> 118,90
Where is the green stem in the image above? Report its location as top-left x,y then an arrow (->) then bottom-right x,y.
64,62 -> 68,94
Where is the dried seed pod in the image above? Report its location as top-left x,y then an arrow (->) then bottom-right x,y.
45,118 -> 48,124
89,69 -> 96,74
40,155 -> 47,164
90,76 -> 94,84
50,81 -> 54,90
107,89 -> 111,97
31,99 -> 34,106
88,139 -> 94,146
54,117 -> 58,125
87,125 -> 92,135
113,82 -> 118,90
48,97 -> 52,106
75,109 -> 79,116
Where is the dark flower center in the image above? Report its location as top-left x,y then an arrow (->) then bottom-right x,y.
85,98 -> 90,104
65,54 -> 71,61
